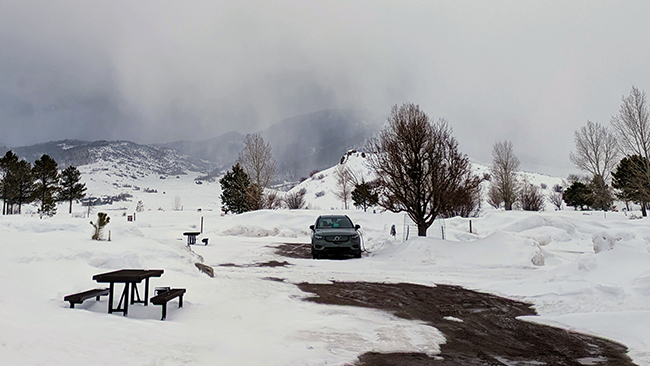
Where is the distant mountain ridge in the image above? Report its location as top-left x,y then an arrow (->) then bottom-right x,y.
1,140 -> 216,176
3,109 -> 383,181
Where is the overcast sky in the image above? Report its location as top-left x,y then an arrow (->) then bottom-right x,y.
1,1 -> 650,176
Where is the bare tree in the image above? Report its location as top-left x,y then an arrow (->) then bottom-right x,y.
611,86 -> 650,160
487,184 -> 502,209
489,141 -> 520,210
519,178 -> 544,211
611,86 -> 650,215
173,195 -> 182,211
332,164 -> 355,209
263,190 -> 283,209
441,173 -> 486,218
366,103 -> 482,237
236,134 -> 277,188
569,120 -> 619,183
285,188 -> 307,209
548,184 -> 564,210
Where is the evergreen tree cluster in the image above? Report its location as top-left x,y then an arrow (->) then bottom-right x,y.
561,175 -> 614,211
0,151 -> 86,217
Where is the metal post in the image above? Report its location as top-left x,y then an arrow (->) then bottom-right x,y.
201,216 -> 204,233
469,220 -> 472,234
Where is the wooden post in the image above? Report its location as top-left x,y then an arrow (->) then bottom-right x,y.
201,216 -> 204,233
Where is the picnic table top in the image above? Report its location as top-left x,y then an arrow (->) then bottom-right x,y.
183,231 -> 201,236
93,269 -> 164,283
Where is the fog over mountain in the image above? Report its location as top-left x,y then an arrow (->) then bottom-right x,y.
2,109 -> 381,181
161,109 -> 383,179
3,1 -> 650,177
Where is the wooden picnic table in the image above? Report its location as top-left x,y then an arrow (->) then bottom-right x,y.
183,231 -> 201,245
93,269 -> 164,316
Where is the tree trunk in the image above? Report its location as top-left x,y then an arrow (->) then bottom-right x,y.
69,200 -> 73,214
643,203 -> 648,217
418,224 -> 427,237
504,200 -> 513,211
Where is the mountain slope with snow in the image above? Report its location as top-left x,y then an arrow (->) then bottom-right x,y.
5,139 -> 216,175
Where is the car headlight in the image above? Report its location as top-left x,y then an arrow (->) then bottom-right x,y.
351,233 -> 359,240
314,234 -> 323,240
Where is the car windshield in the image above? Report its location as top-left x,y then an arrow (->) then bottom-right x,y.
317,217 -> 353,229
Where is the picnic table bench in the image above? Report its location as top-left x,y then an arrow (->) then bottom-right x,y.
151,288 -> 186,320
64,288 -> 109,308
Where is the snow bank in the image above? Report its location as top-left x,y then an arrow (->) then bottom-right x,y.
373,232 -> 544,268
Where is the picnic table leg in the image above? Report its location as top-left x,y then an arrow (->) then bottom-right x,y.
108,283 -> 114,314
123,284 -> 130,316
161,303 -> 167,321
144,278 -> 150,306
116,284 -> 130,316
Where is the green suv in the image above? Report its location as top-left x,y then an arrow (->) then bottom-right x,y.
309,215 -> 362,259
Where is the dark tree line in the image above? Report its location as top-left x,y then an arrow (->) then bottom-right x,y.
0,151 -> 86,217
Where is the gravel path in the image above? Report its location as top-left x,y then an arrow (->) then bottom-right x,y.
298,282 -> 636,366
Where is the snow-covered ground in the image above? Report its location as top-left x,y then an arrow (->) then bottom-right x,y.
1,156 -> 650,365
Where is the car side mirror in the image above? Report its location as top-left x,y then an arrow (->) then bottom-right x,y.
355,224 -> 361,230
309,225 -> 315,231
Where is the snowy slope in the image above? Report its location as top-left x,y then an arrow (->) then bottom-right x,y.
288,151 -> 564,211
2,156 -> 650,365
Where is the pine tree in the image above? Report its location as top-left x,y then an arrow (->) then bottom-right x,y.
612,155 -> 650,215
589,174 -> 613,211
352,180 -> 378,212
13,160 -> 34,214
32,155 -> 60,217
562,181 -> 593,211
219,164 -> 251,214
58,165 -> 86,214
0,151 -> 19,215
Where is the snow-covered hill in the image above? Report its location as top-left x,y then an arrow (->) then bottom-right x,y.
5,139 -> 216,175
287,151 -> 565,211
